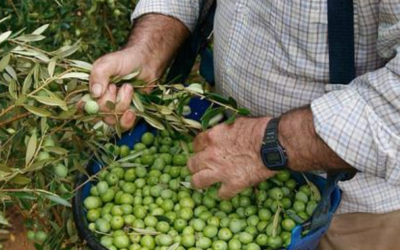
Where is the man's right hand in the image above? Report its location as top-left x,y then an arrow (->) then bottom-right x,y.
89,48 -> 159,130
88,14 -> 190,131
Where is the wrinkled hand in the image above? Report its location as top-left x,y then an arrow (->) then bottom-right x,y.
89,48 -> 160,131
188,117 -> 276,199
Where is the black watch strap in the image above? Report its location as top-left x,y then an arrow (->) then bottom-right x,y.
260,118 -> 289,171
262,118 -> 280,147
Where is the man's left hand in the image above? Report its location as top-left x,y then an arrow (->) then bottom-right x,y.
188,117 -> 276,199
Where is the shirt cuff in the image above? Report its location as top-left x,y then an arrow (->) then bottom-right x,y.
131,0 -> 201,32
311,87 -> 400,186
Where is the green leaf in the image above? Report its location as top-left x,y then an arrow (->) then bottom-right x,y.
0,53 -> 10,72
59,72 -> 89,80
57,107 -> 78,119
32,24 -> 50,35
0,31 -> 12,44
32,95 -> 68,111
53,43 -> 80,58
22,69 -> 33,94
10,174 -> 31,185
238,108 -> 250,116
228,97 -> 238,109
15,34 -> 46,42
132,92 -> 145,112
5,65 -> 17,80
302,173 -> 322,202
8,79 -> 18,100
70,60 -> 93,71
272,206 -> 281,238
23,104 -> 52,117
26,133 -> 37,166
42,193 -> 71,207
0,211 -> 10,226
167,243 -> 180,250
118,151 -> 143,163
15,95 -> 27,106
139,113 -> 165,130
43,146 -> 68,155
183,118 -> 202,129
225,115 -> 237,125
201,107 -> 225,130
154,215 -> 172,224
206,93 -> 231,105
284,209 -> 306,224
0,15 -> 11,25
48,58 -> 56,77
132,228 -> 160,236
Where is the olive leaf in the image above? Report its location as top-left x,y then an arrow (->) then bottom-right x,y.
0,31 -> 12,44
41,193 -> 71,207
60,72 -> 89,80
32,95 -> 68,111
132,92 -> 145,112
32,24 -> 50,35
225,114 -> 236,125
15,34 -> 46,42
0,53 -> 10,72
201,107 -> 225,130
22,104 -> 52,117
167,243 -> 180,250
272,206 -> 282,238
25,133 -> 38,166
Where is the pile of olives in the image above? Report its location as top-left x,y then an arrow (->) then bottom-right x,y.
83,130 -> 321,250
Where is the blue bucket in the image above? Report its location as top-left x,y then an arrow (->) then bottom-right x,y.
72,97 -> 341,250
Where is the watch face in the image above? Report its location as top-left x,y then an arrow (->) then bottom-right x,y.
266,150 -> 282,164
261,147 -> 287,170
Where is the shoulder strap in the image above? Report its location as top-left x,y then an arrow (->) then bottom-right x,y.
166,1 -> 216,84
309,0 -> 356,232
328,0 -> 356,84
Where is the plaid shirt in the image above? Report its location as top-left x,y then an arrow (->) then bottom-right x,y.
132,0 -> 400,214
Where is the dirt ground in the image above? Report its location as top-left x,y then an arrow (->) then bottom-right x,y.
2,208 -> 35,250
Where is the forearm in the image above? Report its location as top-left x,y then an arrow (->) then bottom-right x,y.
278,106 -> 355,172
125,14 -> 190,78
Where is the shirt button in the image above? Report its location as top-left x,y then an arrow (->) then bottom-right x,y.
226,66 -> 233,76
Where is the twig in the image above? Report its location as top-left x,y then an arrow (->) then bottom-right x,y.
0,112 -> 30,127
0,105 -> 15,120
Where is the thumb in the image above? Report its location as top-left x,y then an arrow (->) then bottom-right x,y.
90,51 -> 135,98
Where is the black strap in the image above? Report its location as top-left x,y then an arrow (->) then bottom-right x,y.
308,0 -> 356,232
328,0 -> 356,84
166,2 -> 216,84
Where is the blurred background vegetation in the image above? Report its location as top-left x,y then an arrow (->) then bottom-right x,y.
0,1 -> 138,249
0,0 -> 138,61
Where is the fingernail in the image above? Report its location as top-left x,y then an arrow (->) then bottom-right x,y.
92,84 -> 103,97
126,110 -> 135,120
124,84 -> 133,95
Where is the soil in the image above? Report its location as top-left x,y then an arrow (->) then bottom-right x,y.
2,208 -> 35,250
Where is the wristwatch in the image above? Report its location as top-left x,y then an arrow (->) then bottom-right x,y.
260,118 -> 289,171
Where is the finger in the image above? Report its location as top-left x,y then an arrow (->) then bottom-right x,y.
187,152 -> 208,174
116,84 -> 133,112
90,56 -> 117,98
193,131 -> 210,153
191,169 -> 220,190
218,183 -> 240,200
120,110 -> 136,132
98,84 -> 117,125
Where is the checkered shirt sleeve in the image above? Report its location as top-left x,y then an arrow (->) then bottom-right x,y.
131,0 -> 214,32
311,1 -> 400,184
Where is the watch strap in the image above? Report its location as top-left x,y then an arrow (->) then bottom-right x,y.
262,118 -> 280,147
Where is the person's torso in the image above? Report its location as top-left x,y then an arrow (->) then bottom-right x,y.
213,0 -> 386,116
212,0 -> 400,214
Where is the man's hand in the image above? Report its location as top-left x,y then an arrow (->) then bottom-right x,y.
89,14 -> 190,131
188,117 -> 276,199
